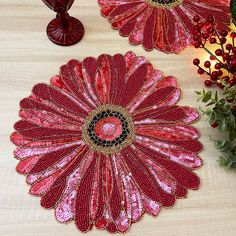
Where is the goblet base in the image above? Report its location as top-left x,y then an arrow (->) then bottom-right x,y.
46,16 -> 84,46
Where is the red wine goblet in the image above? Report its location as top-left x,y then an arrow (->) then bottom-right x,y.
42,0 -> 84,46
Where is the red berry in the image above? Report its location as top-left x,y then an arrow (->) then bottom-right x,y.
218,70 -> 223,76
210,37 -> 216,44
202,33 -> 209,39
226,98 -> 234,103
220,37 -> 227,44
198,22 -> 204,28
207,27 -> 215,33
193,58 -> 200,65
231,59 -> 236,68
221,30 -> 228,37
229,79 -> 236,86
215,49 -> 223,56
226,44 -> 233,50
210,71 -> 219,80
211,122 -> 218,128
204,80 -> 212,87
193,35 -> 200,41
215,63 -> 222,69
233,73 -> 236,80
210,55 -> 215,60
207,16 -> 214,23
204,61 -> 211,68
231,105 -> 236,110
194,42 -> 201,48
193,15 -> 200,22
194,25 -> 201,32
233,47 -> 236,54
216,82 -> 224,89
230,32 -> 236,39
223,76 -> 230,82
198,68 -> 205,74
222,53 -> 230,61
230,55 -> 236,61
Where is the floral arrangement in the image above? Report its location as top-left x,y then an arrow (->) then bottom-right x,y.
192,15 -> 236,168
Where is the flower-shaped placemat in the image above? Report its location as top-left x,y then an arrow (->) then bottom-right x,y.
11,51 -> 203,233
98,0 -> 230,53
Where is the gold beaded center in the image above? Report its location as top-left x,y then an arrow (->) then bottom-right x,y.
82,105 -> 135,154
145,0 -> 183,8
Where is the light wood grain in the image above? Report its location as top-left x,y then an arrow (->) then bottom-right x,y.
0,1 -> 236,236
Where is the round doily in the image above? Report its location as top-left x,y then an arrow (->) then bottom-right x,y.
11,51 -> 203,233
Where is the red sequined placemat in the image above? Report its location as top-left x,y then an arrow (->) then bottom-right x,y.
98,0 -> 230,53
11,51 -> 203,233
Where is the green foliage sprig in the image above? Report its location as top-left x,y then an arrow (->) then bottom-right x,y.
196,84 -> 236,168
212,139 -> 236,168
231,0 -> 236,26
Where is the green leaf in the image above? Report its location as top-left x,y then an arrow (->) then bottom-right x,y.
214,109 -> 226,120
219,120 -> 228,132
218,156 -> 231,168
202,91 -> 212,103
229,129 -> 236,141
231,0 -> 236,26
215,91 -> 218,101
213,139 -> 227,149
213,137 -> 236,169
205,108 -> 213,116
219,98 -> 226,104
229,114 -> 236,127
206,101 -> 216,106
232,145 -> 236,152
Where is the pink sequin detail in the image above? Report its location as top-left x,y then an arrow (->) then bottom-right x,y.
94,117 -> 123,141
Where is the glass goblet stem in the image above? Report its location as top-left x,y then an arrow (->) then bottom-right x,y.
56,11 -> 69,29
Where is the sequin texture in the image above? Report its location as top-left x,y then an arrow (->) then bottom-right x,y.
98,0 -> 230,53
11,52 -> 203,233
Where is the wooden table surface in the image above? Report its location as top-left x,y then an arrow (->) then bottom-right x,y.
1,1 -> 236,236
